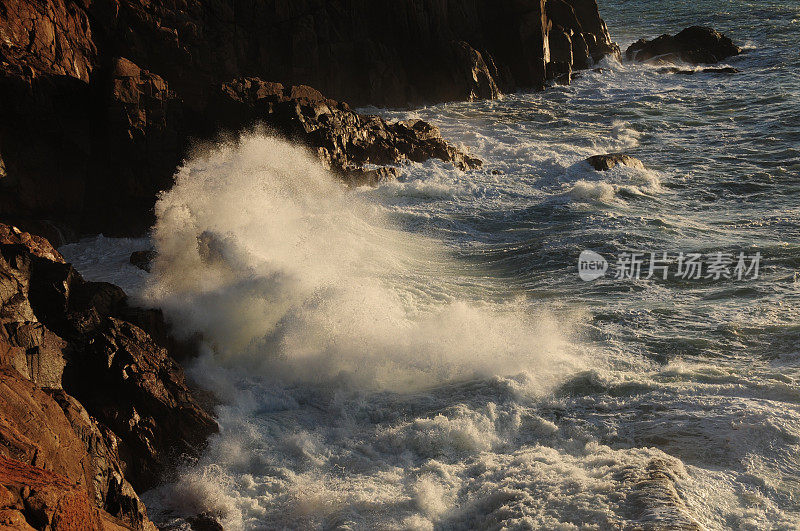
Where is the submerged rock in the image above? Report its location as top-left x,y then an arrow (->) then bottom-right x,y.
660,66 -> 741,75
586,153 -> 645,171
130,249 -> 157,273
626,26 -> 741,65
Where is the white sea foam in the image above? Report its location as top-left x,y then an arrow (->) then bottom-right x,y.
60,18 -> 800,524
143,133 -> 577,392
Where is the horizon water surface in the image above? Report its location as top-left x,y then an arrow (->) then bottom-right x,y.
61,0 -> 800,528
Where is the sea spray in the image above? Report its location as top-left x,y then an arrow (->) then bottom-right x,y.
145,133 -> 579,391
136,133 -> 594,527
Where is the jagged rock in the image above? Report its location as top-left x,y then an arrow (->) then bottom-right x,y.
0,454 -> 103,530
89,58 -> 187,235
626,26 -> 741,65
45,390 -> 155,531
586,153 -> 645,171
208,78 -> 483,178
130,250 -> 157,273
0,0 -> 618,237
0,0 -> 96,82
0,321 -> 66,389
0,369 -> 155,530
63,317 -> 219,491
545,0 -> 620,83
0,240 -> 217,519
547,0 -> 620,65
450,41 -> 502,101
84,0 -> 552,107
0,224 -> 64,263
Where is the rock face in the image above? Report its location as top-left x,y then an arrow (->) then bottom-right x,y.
586,153 -> 645,171
0,0 -> 617,238
0,223 -> 217,529
84,0 -> 615,107
626,26 -> 741,65
0,454 -> 134,530
546,0 -> 620,83
209,78 -> 482,178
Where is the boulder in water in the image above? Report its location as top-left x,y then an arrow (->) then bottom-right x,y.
130,249 -> 157,272
660,66 -> 741,75
586,154 -> 645,171
626,26 -> 741,65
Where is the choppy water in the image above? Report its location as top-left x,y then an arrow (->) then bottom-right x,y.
61,0 -> 800,529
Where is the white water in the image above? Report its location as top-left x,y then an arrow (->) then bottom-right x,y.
122,134 -> 615,528
144,134 -> 577,392
60,128 -> 800,530
58,10 -> 800,523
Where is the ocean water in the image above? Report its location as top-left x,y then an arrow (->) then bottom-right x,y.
60,0 -> 800,529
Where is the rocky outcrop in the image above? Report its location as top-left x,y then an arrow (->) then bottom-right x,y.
0,224 -> 63,263
129,250 -> 156,273
0,454 -> 136,530
0,0 -> 617,238
208,78 -> 481,179
0,223 -> 216,528
626,26 -> 741,65
82,0 -> 609,107
0,369 -> 154,530
586,153 -> 645,171
546,0 -> 620,83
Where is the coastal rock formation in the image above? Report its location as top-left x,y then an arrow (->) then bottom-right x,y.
546,0 -> 621,82
586,153 -> 645,171
130,250 -> 157,273
0,454 -> 139,530
626,26 -> 741,65
0,0 -> 617,238
207,78 -> 482,179
82,0 -> 615,107
0,223 -> 216,528
0,369 -> 155,530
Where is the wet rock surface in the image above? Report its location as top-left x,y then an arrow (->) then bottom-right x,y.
0,223 -> 215,529
626,26 -> 741,65
0,0 -> 617,238
206,78 -> 483,182
130,250 -> 157,273
586,153 -> 645,171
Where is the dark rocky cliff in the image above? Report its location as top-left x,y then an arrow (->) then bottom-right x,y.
0,222 -> 218,529
0,0 -> 617,239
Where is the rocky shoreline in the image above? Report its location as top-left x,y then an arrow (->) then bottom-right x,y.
0,222 -> 218,529
0,0 -> 619,239
1,2 -> 749,530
